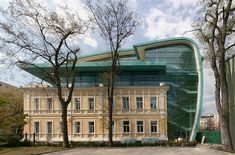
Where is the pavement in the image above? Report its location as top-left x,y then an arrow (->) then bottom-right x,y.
44,145 -> 234,155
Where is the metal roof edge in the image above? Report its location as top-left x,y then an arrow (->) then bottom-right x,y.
78,47 -> 135,59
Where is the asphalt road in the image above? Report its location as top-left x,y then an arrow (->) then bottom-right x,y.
45,145 -> 234,155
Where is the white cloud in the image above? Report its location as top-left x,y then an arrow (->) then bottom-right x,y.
167,0 -> 196,9
127,0 -> 138,11
143,6 -> 194,39
83,36 -> 98,49
143,0 -> 199,39
0,0 -> 9,9
47,0 -> 89,20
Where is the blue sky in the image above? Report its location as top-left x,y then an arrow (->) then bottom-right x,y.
0,0 -> 216,114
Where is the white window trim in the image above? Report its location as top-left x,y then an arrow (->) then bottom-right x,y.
46,97 -> 53,110
149,120 -> 159,133
136,120 -> 144,133
135,96 -> 144,109
122,120 -> 131,133
88,120 -> 95,134
59,121 -> 63,133
33,97 -> 40,110
150,96 -> 157,109
46,121 -> 53,135
33,121 -> 40,134
74,121 -> 81,134
88,97 -> 95,110
73,97 -> 81,110
122,96 -> 130,109
112,120 -> 115,134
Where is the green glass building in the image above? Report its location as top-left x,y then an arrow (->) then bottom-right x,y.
19,37 -> 203,141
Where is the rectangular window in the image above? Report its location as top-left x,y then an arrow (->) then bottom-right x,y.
150,121 -> 158,133
34,98 -> 39,110
123,121 -> 130,133
122,97 -> 129,109
150,97 -> 157,109
112,98 -> 115,109
137,121 -> 144,133
60,122 -> 63,133
47,98 -> 52,110
112,121 -> 115,133
88,121 -> 94,133
74,98 -> 80,110
88,98 -> 94,110
47,122 -> 52,134
74,122 -> 80,133
34,122 -> 40,134
136,97 -> 143,109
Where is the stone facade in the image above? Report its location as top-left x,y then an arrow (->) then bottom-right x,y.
23,86 -> 168,142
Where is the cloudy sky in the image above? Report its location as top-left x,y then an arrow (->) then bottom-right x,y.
0,0 -> 216,114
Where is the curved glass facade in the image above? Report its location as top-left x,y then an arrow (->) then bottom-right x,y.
145,44 -> 198,139
73,44 -> 198,139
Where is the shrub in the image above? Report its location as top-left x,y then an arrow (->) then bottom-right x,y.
5,134 -> 20,147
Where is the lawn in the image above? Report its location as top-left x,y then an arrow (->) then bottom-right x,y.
0,147 -> 64,155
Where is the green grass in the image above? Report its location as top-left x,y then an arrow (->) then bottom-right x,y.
0,147 -> 64,155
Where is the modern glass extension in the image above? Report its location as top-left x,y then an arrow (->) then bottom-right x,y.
19,37 -> 203,141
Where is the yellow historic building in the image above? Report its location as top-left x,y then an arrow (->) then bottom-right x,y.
23,85 -> 168,142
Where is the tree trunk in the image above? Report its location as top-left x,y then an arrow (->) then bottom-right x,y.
218,53 -> 233,151
211,51 -> 233,151
108,96 -> 113,147
61,103 -> 70,148
220,116 -> 233,151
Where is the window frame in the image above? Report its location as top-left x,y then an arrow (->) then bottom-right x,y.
34,121 -> 40,134
46,98 -> 53,110
136,120 -> 144,133
122,96 -> 130,110
149,120 -> 158,133
136,96 -> 143,109
88,97 -> 95,110
74,97 -> 81,110
150,96 -> 157,109
46,121 -> 53,134
112,121 -> 115,133
74,121 -> 81,133
123,120 -> 130,133
88,121 -> 95,134
34,98 -> 40,110
59,121 -> 63,133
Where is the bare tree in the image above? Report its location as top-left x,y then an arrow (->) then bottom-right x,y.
83,0 -> 140,146
194,0 -> 235,151
0,0 -> 88,147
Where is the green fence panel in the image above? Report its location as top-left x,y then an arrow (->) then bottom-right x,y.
196,131 -> 221,144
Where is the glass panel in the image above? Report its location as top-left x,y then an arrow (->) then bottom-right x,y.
123,121 -> 130,133
34,98 -> 39,110
47,98 -> 52,110
122,97 -> 129,109
89,122 -> 94,133
150,97 -> 157,109
47,122 -> 52,134
74,122 -> 80,133
88,98 -> 94,110
137,121 -> 143,133
34,122 -> 39,134
136,97 -> 143,109
112,121 -> 115,133
150,121 -> 157,133
74,98 -> 80,110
